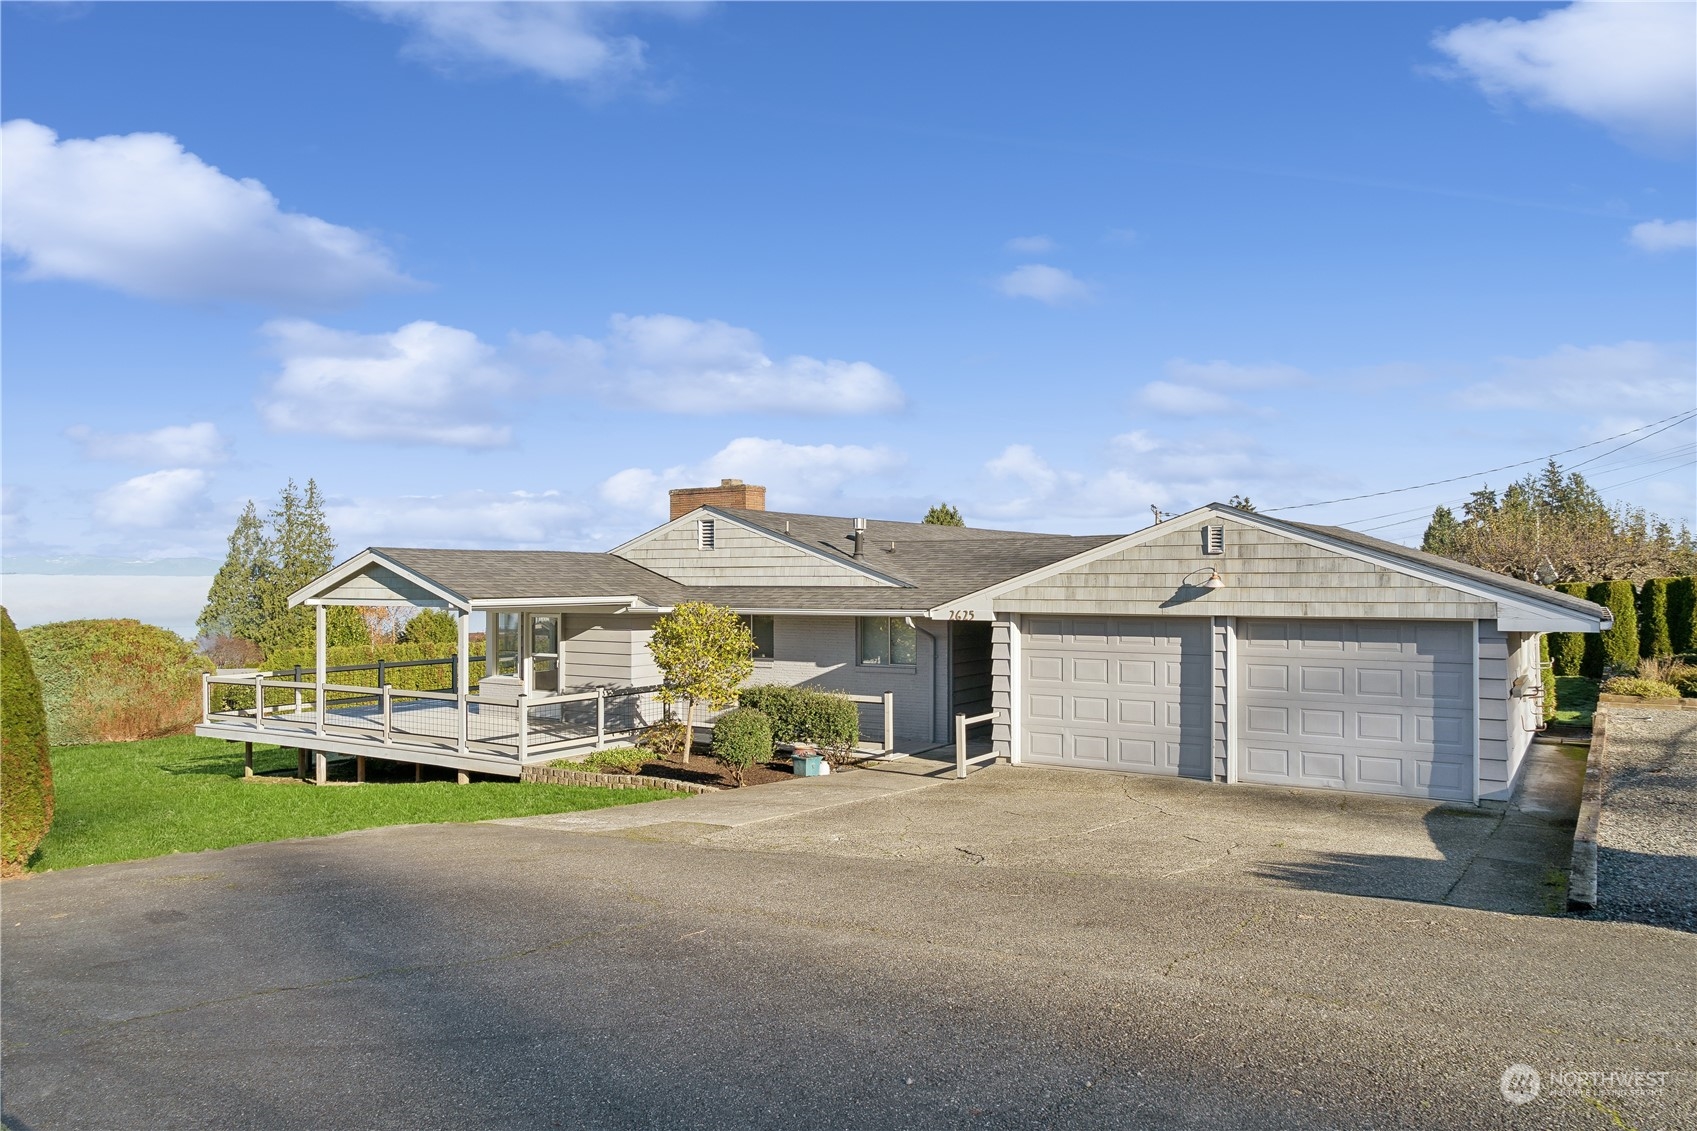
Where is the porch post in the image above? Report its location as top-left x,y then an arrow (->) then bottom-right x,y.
456,609 -> 470,753
314,603 -> 327,736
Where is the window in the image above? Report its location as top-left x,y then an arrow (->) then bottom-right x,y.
743,615 -> 775,659
858,616 -> 917,666
697,518 -> 716,550
495,612 -> 521,676
1202,525 -> 1225,555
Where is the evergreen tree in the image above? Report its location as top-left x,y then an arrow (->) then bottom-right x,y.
1225,495 -> 1257,513
197,501 -> 268,643
2,607 -> 53,875
1421,505 -> 1460,557
1639,578 -> 1673,659
922,503 -> 965,526
260,479 -> 337,652
1585,581 -> 1639,676
1548,582 -> 1590,676
1667,576 -> 1697,655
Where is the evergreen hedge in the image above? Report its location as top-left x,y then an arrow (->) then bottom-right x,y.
264,641 -> 485,691
736,684 -> 859,750
1548,582 -> 1591,676
2,608 -> 54,874
1584,581 -> 1639,677
1639,578 -> 1673,659
1538,634 -> 1557,722
1668,576 -> 1697,656
711,707 -> 772,785
21,619 -> 213,746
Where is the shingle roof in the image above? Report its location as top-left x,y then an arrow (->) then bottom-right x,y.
374,547 -> 687,605
1272,517 -> 1609,619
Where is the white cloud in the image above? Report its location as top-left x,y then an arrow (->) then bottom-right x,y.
68,421 -> 227,466
1004,235 -> 1056,254
995,264 -> 1091,305
328,489 -> 595,550
0,119 -> 413,307
1163,358 -> 1312,390
602,436 -> 907,519
518,313 -> 905,415
977,431 -> 1325,526
1628,218 -> 1697,253
1431,2 -> 1697,147
1136,381 -> 1261,417
259,319 -> 514,447
364,2 -> 652,88
92,469 -> 211,529
1455,341 -> 1696,413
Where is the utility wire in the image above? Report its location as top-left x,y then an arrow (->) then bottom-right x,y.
1264,410 -> 1696,513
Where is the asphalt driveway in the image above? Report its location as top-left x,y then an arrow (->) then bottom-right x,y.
6,740 -> 1692,1131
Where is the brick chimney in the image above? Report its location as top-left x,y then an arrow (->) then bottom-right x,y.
669,479 -> 767,520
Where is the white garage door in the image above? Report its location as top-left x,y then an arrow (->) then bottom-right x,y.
1023,617 -> 1211,778
1236,619 -> 1473,801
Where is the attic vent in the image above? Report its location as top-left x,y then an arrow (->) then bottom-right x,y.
1202,525 -> 1225,556
697,518 -> 716,551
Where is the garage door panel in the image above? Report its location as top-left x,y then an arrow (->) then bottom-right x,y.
1236,618 -> 1474,802
1023,616 -> 1210,778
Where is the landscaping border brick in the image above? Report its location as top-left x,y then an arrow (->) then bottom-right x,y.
519,765 -> 717,794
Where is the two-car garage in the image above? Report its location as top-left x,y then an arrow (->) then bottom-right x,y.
1021,615 -> 1476,802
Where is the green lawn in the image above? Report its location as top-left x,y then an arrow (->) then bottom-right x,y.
1552,675 -> 1600,727
31,736 -> 676,872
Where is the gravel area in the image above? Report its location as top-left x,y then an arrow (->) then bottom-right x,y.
1592,707 -> 1697,932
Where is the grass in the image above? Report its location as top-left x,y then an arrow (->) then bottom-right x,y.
29,736 -> 676,872
1552,676 -> 1600,727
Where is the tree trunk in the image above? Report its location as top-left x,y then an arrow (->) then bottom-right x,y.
681,698 -> 694,764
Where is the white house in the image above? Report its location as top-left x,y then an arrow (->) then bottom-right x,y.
198,479 -> 1608,804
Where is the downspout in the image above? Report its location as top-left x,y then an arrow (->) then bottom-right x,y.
909,618 -> 943,745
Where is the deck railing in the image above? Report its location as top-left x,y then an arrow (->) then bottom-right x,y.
955,709 -> 1001,778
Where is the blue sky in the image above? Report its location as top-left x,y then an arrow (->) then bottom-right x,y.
2,1 -> 1694,633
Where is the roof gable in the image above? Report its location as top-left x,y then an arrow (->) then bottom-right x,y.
611,507 -> 910,588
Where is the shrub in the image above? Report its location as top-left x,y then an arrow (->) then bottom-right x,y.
1668,577 -> 1697,655
21,619 -> 213,746
2,608 -> 53,874
737,684 -> 859,761
1548,582 -> 1590,676
1638,657 -> 1697,699
1539,635 -> 1557,722
1599,676 -> 1680,699
711,708 -> 772,786
568,746 -> 650,775
1585,581 -> 1639,676
401,608 -> 459,645
202,634 -> 266,668
1638,578 -> 1674,659
637,718 -> 690,760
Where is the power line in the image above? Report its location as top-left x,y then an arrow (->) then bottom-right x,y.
1264,410 -> 1697,514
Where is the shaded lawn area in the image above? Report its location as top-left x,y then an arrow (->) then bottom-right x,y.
1553,676 -> 1600,727
31,736 -> 676,872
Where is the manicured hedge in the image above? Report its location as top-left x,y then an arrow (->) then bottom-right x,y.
1585,581 -> 1639,677
400,608 -> 459,645
21,619 -> 212,746
2,608 -> 53,874
1639,578 -> 1673,659
1668,576 -> 1697,656
1548,582 -> 1591,677
737,684 -> 859,750
1539,634 -> 1557,722
711,707 -> 772,785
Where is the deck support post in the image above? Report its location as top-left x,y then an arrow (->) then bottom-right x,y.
415,762 -> 423,783
356,755 -> 366,784
314,750 -> 328,786
882,691 -> 895,753
314,604 -> 327,736
456,610 -> 470,754
456,770 -> 470,785
596,687 -> 606,750
296,748 -> 308,779
244,741 -> 254,779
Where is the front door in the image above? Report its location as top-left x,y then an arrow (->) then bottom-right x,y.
528,613 -> 560,693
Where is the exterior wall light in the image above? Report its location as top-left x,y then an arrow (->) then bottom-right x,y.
1203,567 -> 1225,590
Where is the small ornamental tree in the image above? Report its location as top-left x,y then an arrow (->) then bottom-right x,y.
2,607 -> 53,875
401,608 -> 459,645
1639,578 -> 1673,659
922,503 -> 964,526
647,602 -> 755,764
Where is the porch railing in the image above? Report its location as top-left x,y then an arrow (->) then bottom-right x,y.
955,709 -> 1001,778
839,691 -> 897,754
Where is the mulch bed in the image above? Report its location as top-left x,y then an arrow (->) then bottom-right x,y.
587,745 -> 856,790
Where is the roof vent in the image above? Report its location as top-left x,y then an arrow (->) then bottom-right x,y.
852,517 -> 867,559
697,518 -> 716,551
1203,525 -> 1225,556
